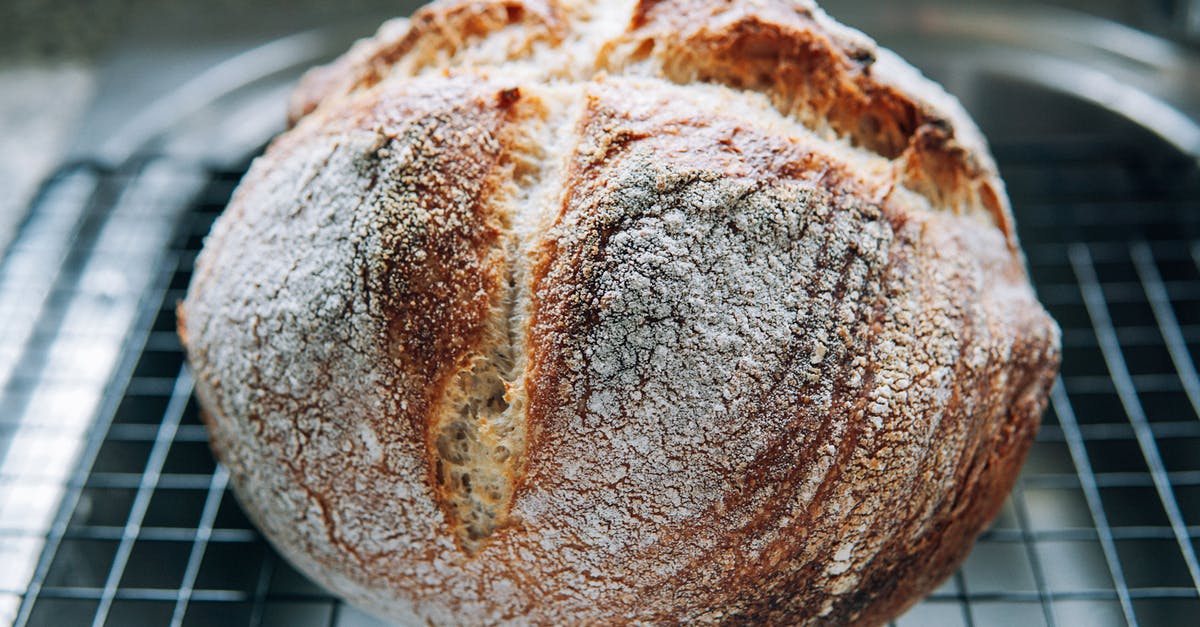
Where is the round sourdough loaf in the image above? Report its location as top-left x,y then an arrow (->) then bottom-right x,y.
178,0 -> 1061,623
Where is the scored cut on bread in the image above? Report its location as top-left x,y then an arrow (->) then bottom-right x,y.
180,0 -> 1061,624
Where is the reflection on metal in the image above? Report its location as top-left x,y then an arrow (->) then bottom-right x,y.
1183,0 -> 1200,40
836,3 -> 1200,161
98,30 -> 336,164
981,52 -> 1200,162
0,161 -> 206,626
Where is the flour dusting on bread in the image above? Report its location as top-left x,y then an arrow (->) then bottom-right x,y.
183,1 -> 1059,624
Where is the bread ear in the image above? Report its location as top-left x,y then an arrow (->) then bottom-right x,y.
607,0 -> 1012,235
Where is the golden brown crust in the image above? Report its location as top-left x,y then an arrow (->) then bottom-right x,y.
292,0 -> 1014,240
183,77 -> 545,622
607,0 -> 1012,235
288,0 -> 564,124
182,1 -> 1060,624
517,81 -> 1057,624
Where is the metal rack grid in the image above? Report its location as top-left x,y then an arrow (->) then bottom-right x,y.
1,133 -> 1199,626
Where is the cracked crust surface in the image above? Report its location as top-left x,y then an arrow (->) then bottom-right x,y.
181,0 -> 1061,624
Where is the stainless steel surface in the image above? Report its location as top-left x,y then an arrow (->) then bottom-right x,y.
1,3 -> 1199,626
829,2 -> 1200,159
1183,0 -> 1200,39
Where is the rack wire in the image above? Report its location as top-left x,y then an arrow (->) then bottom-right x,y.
1,132 -> 1199,626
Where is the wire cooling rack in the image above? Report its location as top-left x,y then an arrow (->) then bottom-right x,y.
1,132 -> 1199,627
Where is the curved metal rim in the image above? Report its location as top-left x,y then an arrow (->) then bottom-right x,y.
854,3 -> 1200,161
98,28 -> 344,164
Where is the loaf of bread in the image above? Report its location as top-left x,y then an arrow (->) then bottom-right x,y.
179,0 -> 1061,623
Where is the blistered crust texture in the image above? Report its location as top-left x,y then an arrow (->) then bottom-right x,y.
181,0 -> 1061,625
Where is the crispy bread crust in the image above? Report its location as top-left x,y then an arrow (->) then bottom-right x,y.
182,1 -> 1060,624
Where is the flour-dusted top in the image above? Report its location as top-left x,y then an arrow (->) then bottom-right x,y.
180,0 -> 1060,624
